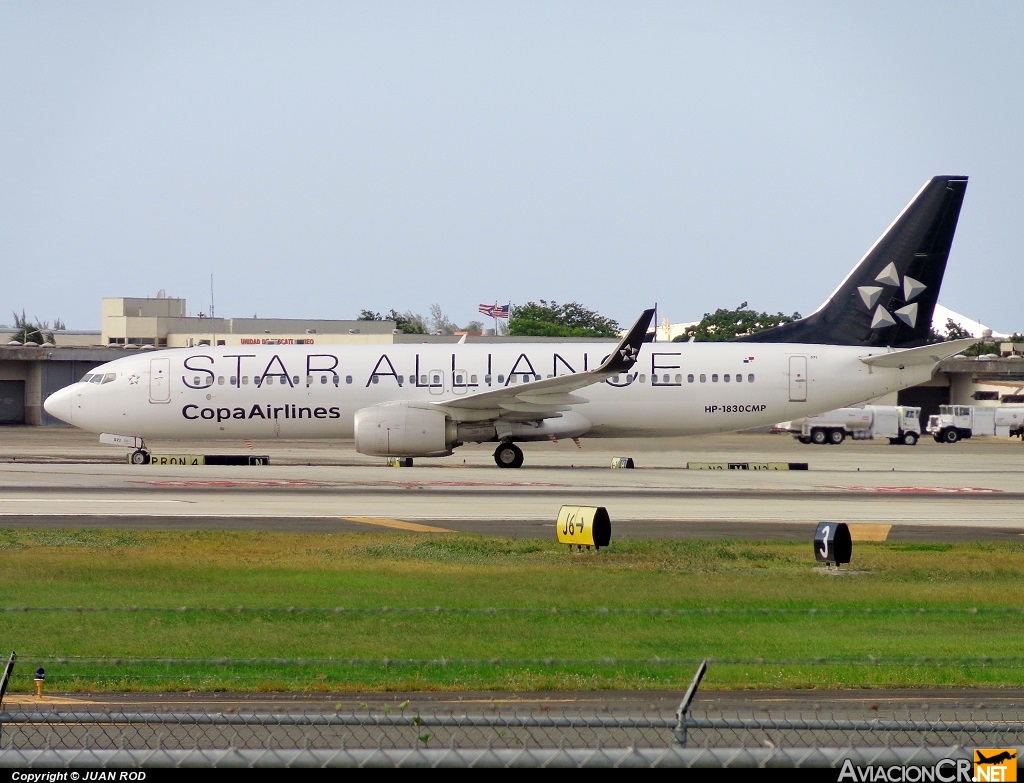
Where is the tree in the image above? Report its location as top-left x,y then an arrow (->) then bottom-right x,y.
943,318 -> 972,341
507,300 -> 620,338
8,310 -> 56,345
357,308 -> 427,334
674,303 -> 801,342
429,304 -> 457,336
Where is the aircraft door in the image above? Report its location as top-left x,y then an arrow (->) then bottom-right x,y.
149,358 -> 171,404
428,370 -> 445,396
789,356 -> 808,402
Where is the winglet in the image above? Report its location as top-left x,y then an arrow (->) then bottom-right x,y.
596,308 -> 656,374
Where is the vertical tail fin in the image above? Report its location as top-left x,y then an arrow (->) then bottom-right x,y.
736,176 -> 968,348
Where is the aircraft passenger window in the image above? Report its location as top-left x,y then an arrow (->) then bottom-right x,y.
230,376 -> 237,385
253,376 -> 261,385
90,375 -> 103,384
102,373 -> 117,384
612,375 -> 620,383
345,376 -> 352,384
307,376 -> 314,385
700,374 -> 706,383
498,374 -> 504,383
724,374 -> 730,382
242,377 -> 249,385
712,374 -> 719,382
419,375 -> 427,385
398,375 -> 404,384
675,374 -> 682,384
292,376 -> 299,385
639,375 -> 646,383
687,374 -> 694,383
371,376 -> 379,384
265,377 -> 274,386
736,374 -> 743,383
484,374 -> 492,384
471,375 -> 477,383
663,374 -> 670,383
217,376 -> 225,385
431,374 -> 440,384
748,374 -> 754,383
193,377 -> 201,386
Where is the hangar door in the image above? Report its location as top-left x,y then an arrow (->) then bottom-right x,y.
0,380 -> 26,424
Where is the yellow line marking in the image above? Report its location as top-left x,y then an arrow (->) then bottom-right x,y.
3,695 -> 100,706
343,517 -> 455,533
847,524 -> 892,542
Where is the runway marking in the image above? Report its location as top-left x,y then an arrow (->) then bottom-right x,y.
140,479 -> 323,487
824,486 -> 1001,494
343,517 -> 455,533
847,524 -> 892,542
0,498 -> 183,504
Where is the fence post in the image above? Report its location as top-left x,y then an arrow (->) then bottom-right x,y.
674,658 -> 708,747
0,651 -> 16,748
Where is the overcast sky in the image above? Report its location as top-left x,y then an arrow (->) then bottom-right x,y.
2,1 -> 1020,334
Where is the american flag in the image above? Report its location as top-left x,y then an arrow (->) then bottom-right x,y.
478,303 -> 510,319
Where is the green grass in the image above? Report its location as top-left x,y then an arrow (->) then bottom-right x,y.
1,529 -> 1022,693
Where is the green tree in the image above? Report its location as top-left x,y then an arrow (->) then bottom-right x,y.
357,308 -> 428,334
507,300 -> 620,338
674,302 -> 801,342
8,310 -> 56,345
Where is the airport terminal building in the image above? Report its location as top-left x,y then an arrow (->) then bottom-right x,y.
1,296 -> 1021,427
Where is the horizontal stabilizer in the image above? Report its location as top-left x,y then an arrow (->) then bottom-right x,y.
859,337 -> 978,368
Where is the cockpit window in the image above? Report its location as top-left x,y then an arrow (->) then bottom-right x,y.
102,373 -> 117,384
80,373 -> 95,383
90,374 -> 103,384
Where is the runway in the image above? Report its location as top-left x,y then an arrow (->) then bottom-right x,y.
1,427 -> 1022,542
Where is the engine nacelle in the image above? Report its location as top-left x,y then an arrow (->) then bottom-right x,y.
354,402 -> 458,457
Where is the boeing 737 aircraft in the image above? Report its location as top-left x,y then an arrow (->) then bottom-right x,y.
44,176 -> 975,468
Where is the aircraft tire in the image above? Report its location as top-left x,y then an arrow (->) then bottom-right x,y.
130,449 -> 150,465
944,429 -> 960,444
828,429 -> 845,445
810,428 -> 828,445
493,442 -> 524,469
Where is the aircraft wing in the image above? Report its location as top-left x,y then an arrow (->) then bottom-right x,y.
434,308 -> 655,422
859,337 -> 978,369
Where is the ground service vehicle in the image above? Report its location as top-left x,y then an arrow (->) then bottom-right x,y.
926,405 -> 1024,443
795,405 -> 922,445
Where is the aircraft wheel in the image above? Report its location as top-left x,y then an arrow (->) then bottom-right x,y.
493,442 -> 524,469
902,432 -> 918,446
944,429 -> 960,444
810,428 -> 828,445
828,429 -> 845,445
130,449 -> 150,465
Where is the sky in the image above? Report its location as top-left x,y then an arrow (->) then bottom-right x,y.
2,1 -> 1021,334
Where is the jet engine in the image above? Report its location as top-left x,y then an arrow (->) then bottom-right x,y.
354,402 -> 459,457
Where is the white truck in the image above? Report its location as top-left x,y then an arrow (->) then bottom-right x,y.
926,405 -> 1024,443
793,405 -> 922,446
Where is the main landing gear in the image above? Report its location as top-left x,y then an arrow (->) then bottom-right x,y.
493,442 -> 524,469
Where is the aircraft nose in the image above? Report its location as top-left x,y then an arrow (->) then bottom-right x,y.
43,386 -> 73,424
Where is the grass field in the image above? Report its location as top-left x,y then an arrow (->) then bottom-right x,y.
1,528 -> 1022,693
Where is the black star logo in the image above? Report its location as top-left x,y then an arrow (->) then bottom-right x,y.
619,346 -> 638,363
128,373 -> 140,385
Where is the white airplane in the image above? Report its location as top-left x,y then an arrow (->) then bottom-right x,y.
45,176 -> 976,468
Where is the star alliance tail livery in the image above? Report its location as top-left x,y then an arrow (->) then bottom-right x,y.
44,176 -> 974,468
